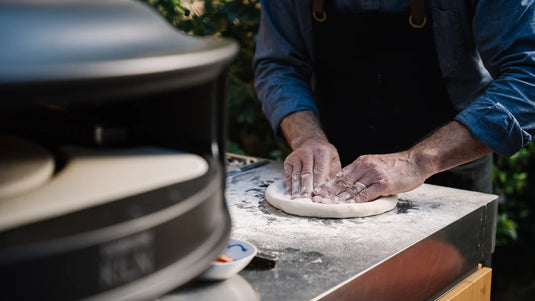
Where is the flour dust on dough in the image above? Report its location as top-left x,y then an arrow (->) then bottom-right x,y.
265,180 -> 397,218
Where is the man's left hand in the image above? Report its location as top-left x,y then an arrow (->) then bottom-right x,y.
313,121 -> 492,203
312,152 -> 427,203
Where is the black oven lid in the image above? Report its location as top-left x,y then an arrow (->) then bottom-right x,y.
0,0 -> 238,86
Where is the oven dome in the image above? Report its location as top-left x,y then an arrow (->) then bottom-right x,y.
0,0 -> 238,87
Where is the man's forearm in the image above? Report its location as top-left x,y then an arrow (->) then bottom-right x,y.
280,110 -> 329,149
408,121 -> 492,179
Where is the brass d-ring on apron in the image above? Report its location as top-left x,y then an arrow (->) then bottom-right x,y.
409,0 -> 427,28
313,0 -> 427,28
312,0 -> 326,22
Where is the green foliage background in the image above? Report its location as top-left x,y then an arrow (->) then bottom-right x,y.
493,143 -> 535,246
140,0 -> 535,247
142,0 -> 290,160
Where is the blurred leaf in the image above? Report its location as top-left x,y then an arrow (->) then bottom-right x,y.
227,140 -> 246,155
496,213 -> 518,246
494,142 -> 535,246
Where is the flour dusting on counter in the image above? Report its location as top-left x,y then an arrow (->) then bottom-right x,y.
226,161 -> 494,260
223,160 -> 498,300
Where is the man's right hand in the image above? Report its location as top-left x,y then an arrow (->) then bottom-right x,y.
280,111 -> 341,199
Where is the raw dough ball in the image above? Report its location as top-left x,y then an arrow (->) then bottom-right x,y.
265,180 -> 397,218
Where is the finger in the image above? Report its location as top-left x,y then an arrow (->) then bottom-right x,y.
336,183 -> 366,201
329,157 -> 342,178
313,155 -> 341,195
336,191 -> 352,202
341,157 -> 372,184
312,156 -> 330,189
343,167 -> 367,186
323,155 -> 342,182
313,177 -> 337,197
301,156 -> 314,198
355,181 -> 368,192
312,195 -> 335,204
331,176 -> 353,195
344,170 -> 372,193
284,162 -> 293,196
341,162 -> 357,178
354,183 -> 382,203
291,163 -> 303,199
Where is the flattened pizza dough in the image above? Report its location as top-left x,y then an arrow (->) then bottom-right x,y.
265,180 -> 397,218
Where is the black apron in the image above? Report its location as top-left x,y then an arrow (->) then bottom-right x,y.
312,2 -> 493,193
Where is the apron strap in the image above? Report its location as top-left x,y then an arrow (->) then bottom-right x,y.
409,0 -> 427,28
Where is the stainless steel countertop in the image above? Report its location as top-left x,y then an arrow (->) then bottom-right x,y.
165,160 -> 498,301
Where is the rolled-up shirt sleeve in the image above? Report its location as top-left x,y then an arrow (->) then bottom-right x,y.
254,0 -> 318,134
455,0 -> 535,157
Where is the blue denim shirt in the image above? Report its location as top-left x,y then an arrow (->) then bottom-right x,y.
253,0 -> 535,157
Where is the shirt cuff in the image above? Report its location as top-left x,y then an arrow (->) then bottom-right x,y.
455,98 -> 531,157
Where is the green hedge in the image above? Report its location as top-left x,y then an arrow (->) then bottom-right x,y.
494,143 -> 535,246
142,0 -> 290,160
141,0 -> 535,246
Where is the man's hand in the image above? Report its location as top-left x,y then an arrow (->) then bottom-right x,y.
284,139 -> 340,199
312,152 -> 426,203
281,111 -> 341,198
313,121 -> 492,203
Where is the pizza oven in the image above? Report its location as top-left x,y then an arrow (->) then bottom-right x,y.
0,0 -> 238,299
